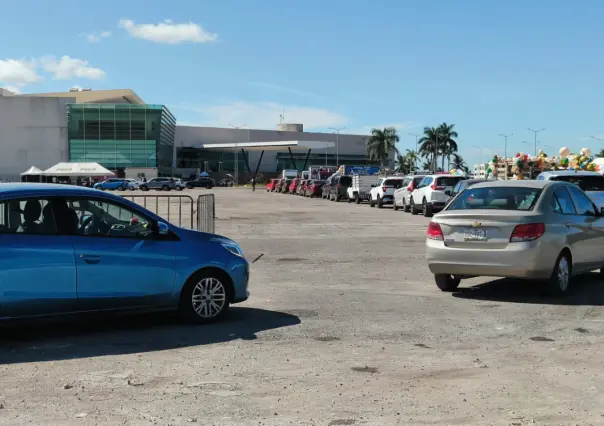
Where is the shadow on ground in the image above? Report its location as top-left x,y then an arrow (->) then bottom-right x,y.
453,272 -> 604,305
0,307 -> 300,364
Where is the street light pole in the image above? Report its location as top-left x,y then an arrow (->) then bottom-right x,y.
527,127 -> 545,156
409,133 -> 420,171
329,126 -> 347,166
498,133 -> 513,159
229,124 -> 247,184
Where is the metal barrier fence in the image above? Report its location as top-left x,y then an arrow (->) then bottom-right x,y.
120,194 -> 215,233
197,194 -> 215,233
121,195 -> 195,229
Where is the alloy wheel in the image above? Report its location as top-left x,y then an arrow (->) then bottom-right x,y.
191,277 -> 227,318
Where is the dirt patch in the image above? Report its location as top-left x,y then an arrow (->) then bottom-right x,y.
314,336 -> 340,342
285,309 -> 318,318
328,420 -> 356,426
277,257 -> 307,262
530,336 -> 555,342
351,366 -> 378,374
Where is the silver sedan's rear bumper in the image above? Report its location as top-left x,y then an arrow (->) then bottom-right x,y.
425,239 -> 555,280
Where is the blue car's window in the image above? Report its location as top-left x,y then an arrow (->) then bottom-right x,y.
66,198 -> 154,238
0,198 -> 57,234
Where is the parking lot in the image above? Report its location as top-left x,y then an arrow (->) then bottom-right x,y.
2,187 -> 604,425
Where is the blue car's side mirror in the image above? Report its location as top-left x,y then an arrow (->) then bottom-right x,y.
157,221 -> 169,236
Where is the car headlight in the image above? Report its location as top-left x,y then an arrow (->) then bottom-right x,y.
222,242 -> 244,258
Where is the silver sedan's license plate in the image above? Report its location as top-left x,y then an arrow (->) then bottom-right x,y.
464,228 -> 487,241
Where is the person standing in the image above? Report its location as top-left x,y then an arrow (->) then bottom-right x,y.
251,178 -> 256,191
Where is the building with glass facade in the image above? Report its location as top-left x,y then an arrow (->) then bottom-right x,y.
67,103 -> 176,175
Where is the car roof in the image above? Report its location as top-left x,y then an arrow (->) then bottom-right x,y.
470,179 -> 551,189
0,183 -> 121,199
538,170 -> 602,177
464,179 -> 487,184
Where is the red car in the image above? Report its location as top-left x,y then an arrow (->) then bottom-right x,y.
266,179 -> 278,192
289,178 -> 300,194
306,180 -> 325,197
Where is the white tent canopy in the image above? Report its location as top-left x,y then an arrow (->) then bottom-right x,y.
42,162 -> 115,177
21,166 -> 43,176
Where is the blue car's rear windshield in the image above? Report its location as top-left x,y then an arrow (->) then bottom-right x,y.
447,186 -> 542,211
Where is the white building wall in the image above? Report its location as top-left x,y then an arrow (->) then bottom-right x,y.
175,125 -> 388,172
0,96 -> 72,181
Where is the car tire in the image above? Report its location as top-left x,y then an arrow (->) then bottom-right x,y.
176,186 -> 183,191
162,185 -> 170,191
548,251 -> 572,295
208,185 -> 213,189
118,185 -> 125,191
403,199 -> 410,212
355,194 -> 361,204
187,185 -> 194,190
179,269 -> 232,324
140,185 -> 149,191
348,195 -> 352,203
369,197 -> 375,207
434,274 -> 461,292
377,196 -> 383,208
393,200 -> 399,211
423,199 -> 433,217
410,197 -> 419,215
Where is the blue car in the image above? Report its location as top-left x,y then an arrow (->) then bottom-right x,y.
93,178 -> 130,191
0,183 -> 249,323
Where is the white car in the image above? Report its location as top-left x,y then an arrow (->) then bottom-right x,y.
535,171 -> 604,208
393,175 -> 426,212
409,174 -> 467,217
369,177 -> 404,208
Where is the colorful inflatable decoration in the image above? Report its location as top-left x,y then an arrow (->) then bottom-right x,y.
449,168 -> 465,176
485,155 -> 501,180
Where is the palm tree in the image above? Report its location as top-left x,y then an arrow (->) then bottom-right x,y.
404,149 -> 418,172
418,126 -> 439,172
394,150 -> 419,174
436,123 -> 459,171
596,149 -> 604,158
366,127 -> 400,166
451,153 -> 469,173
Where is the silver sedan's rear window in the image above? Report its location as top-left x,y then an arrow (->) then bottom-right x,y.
447,187 -> 542,211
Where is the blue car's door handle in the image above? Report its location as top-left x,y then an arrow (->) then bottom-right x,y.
80,254 -> 101,264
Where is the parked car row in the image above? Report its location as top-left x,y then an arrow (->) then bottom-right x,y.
266,178 -> 325,197
94,176 -> 215,192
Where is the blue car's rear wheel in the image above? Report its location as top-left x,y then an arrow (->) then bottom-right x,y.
179,270 -> 232,323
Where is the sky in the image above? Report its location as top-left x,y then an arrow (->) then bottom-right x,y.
2,0 -> 604,167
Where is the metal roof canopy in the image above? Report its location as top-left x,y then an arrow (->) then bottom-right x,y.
201,140 -> 335,182
201,140 -> 334,152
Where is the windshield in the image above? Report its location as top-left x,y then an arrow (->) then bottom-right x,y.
383,179 -> 402,186
447,186 -> 542,211
550,175 -> 604,192
339,176 -> 352,186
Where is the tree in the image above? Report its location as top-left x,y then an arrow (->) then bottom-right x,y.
596,149 -> 604,158
394,149 -> 419,174
451,153 -> 469,173
366,127 -> 400,166
418,126 -> 439,172
436,123 -> 459,171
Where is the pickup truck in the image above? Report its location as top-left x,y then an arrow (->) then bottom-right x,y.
347,174 -> 375,204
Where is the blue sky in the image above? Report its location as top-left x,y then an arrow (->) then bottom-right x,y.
2,0 -> 604,167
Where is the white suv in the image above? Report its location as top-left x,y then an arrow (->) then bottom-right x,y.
393,175 -> 426,212
369,177 -> 404,208
409,174 -> 467,216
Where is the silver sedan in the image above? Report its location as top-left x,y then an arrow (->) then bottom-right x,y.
425,180 -> 604,294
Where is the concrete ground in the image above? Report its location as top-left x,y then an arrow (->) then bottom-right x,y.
2,187 -> 604,425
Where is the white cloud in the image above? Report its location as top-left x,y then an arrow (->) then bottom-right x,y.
84,31 -> 112,43
346,121 -> 421,136
249,82 -> 319,98
119,19 -> 217,44
40,56 -> 105,80
0,59 -> 40,86
173,101 -> 348,130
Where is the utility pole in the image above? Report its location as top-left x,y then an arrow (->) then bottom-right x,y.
229,124 -> 247,184
409,133 -> 420,171
498,133 -> 513,159
527,127 -> 545,156
329,126 -> 347,166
